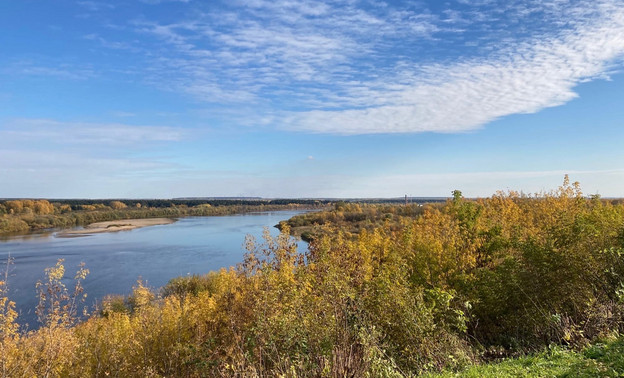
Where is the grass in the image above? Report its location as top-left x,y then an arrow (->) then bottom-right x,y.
429,336 -> 624,377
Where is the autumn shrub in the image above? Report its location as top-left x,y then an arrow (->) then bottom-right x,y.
0,217 -> 29,233
443,178 -> 624,351
0,258 -> 19,377
109,200 -> 128,210
161,272 -> 220,300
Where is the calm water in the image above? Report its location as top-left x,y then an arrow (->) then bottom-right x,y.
0,211 -> 307,328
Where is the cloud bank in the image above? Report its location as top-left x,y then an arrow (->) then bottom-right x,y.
285,2 -> 624,134
0,119 -> 186,197
125,0 -> 624,134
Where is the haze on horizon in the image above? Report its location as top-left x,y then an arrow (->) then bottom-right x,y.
1,0 -> 624,199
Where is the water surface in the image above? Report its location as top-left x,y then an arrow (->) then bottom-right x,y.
0,211 -> 306,328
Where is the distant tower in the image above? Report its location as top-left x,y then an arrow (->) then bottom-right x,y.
405,194 -> 408,206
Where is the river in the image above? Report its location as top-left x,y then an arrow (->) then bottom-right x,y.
0,210 -> 307,329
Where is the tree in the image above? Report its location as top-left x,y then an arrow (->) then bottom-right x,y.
109,201 -> 128,210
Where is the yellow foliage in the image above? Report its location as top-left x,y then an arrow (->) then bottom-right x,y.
33,200 -> 55,215
129,279 -> 155,310
110,200 -> 128,210
0,259 -> 19,341
4,201 -> 23,214
58,204 -> 72,213
0,275 -> 20,376
3,199 -> 54,215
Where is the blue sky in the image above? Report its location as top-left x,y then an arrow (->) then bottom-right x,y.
1,0 -> 624,198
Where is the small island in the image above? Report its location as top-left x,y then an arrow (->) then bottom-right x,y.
56,218 -> 176,237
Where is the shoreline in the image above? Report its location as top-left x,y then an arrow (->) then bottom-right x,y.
56,218 -> 176,237
0,204 -> 326,236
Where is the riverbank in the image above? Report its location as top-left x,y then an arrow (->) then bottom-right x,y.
0,210 -> 309,330
0,199 -> 329,235
56,218 -> 176,236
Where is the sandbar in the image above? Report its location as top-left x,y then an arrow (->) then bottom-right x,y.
56,218 -> 176,237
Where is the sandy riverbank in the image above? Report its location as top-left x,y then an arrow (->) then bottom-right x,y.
56,218 -> 176,237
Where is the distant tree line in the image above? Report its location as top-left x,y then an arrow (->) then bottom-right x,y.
14,198 -> 331,210
0,199 -> 330,234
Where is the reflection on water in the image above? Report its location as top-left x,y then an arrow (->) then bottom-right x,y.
0,230 -> 57,242
0,211 -> 307,328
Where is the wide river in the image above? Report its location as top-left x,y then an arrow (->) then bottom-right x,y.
0,210 -> 307,328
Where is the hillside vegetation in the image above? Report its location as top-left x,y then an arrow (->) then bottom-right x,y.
1,176 -> 624,376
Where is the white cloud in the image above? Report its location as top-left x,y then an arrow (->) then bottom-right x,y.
83,34 -> 139,51
110,111 -> 137,118
0,119 -> 188,197
139,0 -> 190,4
117,0 -> 624,135
76,1 -> 114,11
0,149 -> 172,173
1,119 -> 185,145
9,62 -> 96,80
282,1 -> 624,134
132,1 -> 442,106
0,149 -> 182,198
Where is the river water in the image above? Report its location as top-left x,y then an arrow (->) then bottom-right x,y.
0,211 -> 307,328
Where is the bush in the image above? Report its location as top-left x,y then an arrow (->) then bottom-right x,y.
161,273 -> 219,299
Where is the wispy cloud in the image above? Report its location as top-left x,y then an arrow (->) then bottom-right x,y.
131,0 -> 443,106
1,119 -> 185,145
0,119 -> 188,197
0,149 -> 173,173
282,1 -> 624,134
0,148 -> 183,198
8,61 -> 96,80
95,0 -> 624,135
76,1 -> 114,12
110,111 -> 137,118
83,34 -> 139,51
139,0 -> 190,4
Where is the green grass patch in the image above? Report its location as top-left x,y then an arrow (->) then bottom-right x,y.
429,336 -> 624,377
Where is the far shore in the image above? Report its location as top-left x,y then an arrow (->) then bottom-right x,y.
56,218 -> 176,237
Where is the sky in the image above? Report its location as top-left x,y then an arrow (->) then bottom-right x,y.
1,0 -> 624,198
